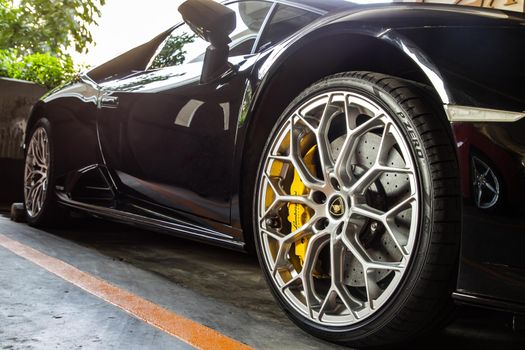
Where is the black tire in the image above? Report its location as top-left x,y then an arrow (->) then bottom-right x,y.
251,72 -> 461,347
24,118 -> 68,227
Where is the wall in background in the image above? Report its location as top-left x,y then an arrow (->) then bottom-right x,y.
0,78 -> 46,205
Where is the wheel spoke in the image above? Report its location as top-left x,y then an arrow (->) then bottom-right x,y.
279,195 -> 315,207
35,132 -> 47,167
353,194 -> 415,256
386,195 -> 416,217
268,154 -> 289,162
260,228 -> 283,241
340,222 -> 405,272
301,231 -> 330,276
260,173 -> 318,220
351,204 -> 383,222
330,236 -> 362,316
334,115 -> 384,186
376,122 -> 397,165
286,231 -> 330,318
476,187 -> 483,207
364,271 -> 382,310
263,173 -> 285,197
339,223 -> 405,310
281,273 -> 302,292
349,163 -> 412,194
472,159 -> 480,176
35,185 -> 44,212
269,220 -> 319,275
317,289 -> 336,321
296,94 -> 338,177
485,182 -> 498,195
30,187 -> 39,210
289,116 -> 325,190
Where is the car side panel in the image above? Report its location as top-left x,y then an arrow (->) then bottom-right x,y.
26,80 -> 104,191
454,120 -> 525,308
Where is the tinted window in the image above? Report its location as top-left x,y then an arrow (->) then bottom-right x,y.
148,1 -> 272,70
257,4 -> 320,52
229,1 -> 272,52
148,26 -> 207,69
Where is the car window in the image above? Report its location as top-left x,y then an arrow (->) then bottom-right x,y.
148,1 -> 272,70
229,1 -> 272,52
257,4 -> 321,52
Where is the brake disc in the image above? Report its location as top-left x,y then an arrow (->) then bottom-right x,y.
332,132 -> 406,287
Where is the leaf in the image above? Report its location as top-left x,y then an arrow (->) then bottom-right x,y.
0,0 -> 105,56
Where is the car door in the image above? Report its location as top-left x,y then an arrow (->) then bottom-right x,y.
96,1 -> 273,224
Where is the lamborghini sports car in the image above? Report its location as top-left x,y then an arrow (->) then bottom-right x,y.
22,0 -> 525,346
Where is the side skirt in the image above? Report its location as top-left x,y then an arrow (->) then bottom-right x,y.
56,193 -> 246,252
453,292 -> 525,315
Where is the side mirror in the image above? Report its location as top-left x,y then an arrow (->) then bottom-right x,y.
178,0 -> 236,84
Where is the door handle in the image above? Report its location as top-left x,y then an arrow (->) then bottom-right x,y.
98,95 -> 119,109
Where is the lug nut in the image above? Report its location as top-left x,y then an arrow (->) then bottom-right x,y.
370,222 -> 379,232
265,217 -> 280,228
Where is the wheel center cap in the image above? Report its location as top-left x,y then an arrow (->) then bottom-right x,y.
329,195 -> 346,218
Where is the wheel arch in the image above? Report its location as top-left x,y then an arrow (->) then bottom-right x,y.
23,94 -> 103,182
24,101 -> 47,147
237,27 -> 453,248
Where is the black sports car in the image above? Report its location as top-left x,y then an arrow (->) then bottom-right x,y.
22,0 -> 525,347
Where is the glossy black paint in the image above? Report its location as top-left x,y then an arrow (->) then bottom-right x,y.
454,120 -> 525,308
24,1 -> 525,314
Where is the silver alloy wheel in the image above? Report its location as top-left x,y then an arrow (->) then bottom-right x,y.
257,92 -> 420,326
24,127 -> 50,218
472,155 -> 500,209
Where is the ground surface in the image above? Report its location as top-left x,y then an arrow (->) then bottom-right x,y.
0,211 -> 524,349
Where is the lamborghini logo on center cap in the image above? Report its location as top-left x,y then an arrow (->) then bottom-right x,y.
329,196 -> 345,217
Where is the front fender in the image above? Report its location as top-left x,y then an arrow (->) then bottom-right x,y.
397,26 -> 525,113
254,5 -> 525,114
24,79 -> 102,184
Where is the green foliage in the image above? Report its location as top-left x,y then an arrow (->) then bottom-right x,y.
149,32 -> 197,70
0,49 -> 76,88
0,0 -> 106,56
0,0 -> 105,88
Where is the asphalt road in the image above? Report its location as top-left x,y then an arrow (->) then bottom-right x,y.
1,211 -> 524,349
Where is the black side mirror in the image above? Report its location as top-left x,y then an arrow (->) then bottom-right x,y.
178,0 -> 236,84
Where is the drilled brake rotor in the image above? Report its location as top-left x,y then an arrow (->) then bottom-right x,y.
331,133 -> 406,286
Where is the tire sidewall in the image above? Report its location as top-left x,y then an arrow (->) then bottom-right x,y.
252,75 -> 438,342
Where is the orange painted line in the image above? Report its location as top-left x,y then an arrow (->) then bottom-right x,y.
0,233 -> 253,350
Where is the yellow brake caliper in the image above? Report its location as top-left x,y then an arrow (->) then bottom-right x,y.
288,146 -> 317,271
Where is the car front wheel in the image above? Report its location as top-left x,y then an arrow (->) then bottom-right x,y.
253,72 -> 461,347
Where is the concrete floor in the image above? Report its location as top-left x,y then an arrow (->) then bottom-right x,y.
1,210 -> 524,349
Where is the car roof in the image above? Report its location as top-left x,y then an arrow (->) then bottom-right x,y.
277,0 -> 354,13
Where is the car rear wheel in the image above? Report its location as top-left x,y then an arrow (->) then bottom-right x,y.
252,72 -> 461,347
24,118 -> 68,226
